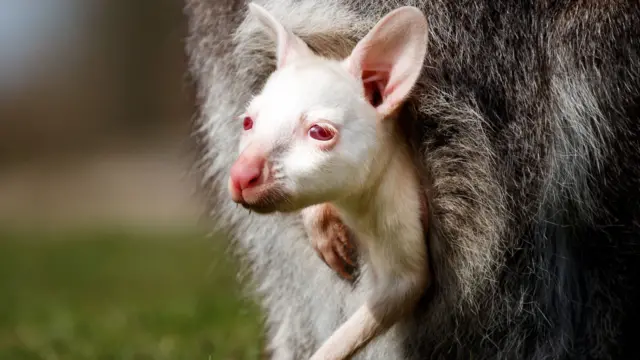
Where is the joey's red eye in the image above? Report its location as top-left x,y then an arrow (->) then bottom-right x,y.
309,125 -> 334,141
243,116 -> 253,130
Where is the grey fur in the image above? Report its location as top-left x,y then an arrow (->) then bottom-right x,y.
184,0 -> 640,359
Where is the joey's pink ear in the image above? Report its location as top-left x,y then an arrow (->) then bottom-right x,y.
343,6 -> 428,117
248,2 -> 315,68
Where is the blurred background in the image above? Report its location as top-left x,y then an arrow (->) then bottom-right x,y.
0,1 -> 263,359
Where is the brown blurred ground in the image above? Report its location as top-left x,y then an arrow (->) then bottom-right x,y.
0,0 -> 203,229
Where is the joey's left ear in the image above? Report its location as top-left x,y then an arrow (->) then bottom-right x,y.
248,2 -> 315,69
342,6 -> 428,117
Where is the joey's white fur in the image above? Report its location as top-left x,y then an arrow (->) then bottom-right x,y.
228,3 -> 430,359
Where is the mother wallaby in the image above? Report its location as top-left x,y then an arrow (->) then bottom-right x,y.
184,1 -> 640,359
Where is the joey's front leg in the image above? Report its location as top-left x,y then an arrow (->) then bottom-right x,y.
301,204 -> 357,280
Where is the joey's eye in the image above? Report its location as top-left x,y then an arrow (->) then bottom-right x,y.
309,125 -> 334,141
243,116 -> 253,130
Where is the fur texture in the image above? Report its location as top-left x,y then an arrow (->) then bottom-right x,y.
184,0 -> 640,359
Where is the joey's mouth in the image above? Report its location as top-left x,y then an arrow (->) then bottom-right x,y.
238,202 -> 279,214
233,183 -> 292,214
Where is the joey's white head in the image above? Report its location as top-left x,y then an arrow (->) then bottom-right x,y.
228,2 -> 428,213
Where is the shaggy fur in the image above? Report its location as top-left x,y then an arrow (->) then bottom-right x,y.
184,0 -> 640,359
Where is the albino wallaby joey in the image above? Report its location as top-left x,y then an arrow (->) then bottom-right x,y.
228,3 -> 430,359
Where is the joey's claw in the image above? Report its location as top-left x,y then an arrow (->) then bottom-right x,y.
334,232 -> 356,267
319,248 -> 354,280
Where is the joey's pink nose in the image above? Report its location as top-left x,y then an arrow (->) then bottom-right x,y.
230,156 -> 266,192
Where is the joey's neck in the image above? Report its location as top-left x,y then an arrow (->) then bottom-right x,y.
333,135 -> 418,232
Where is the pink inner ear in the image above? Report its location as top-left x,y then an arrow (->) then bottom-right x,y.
344,6 -> 428,116
362,69 -> 389,108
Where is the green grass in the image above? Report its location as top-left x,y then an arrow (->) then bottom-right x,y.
0,229 -> 264,360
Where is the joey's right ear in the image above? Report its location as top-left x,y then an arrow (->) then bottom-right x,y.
342,6 -> 428,117
248,2 -> 315,68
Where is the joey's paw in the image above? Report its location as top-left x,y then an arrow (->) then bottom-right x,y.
304,205 -> 358,281
313,220 -> 357,280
